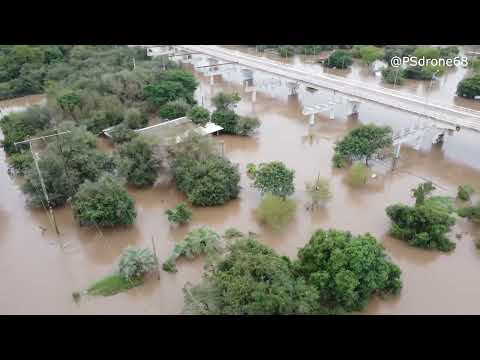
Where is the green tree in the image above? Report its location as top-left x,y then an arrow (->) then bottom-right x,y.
183,235 -> 323,315
382,67 -> 405,85
386,183 -> 456,252
72,174 -> 136,227
278,45 -> 296,58
457,203 -> 480,223
188,105 -> 210,126
172,155 -> 241,206
294,229 -> 402,312
165,202 -> 193,225
159,98 -> 191,120
359,46 -> 384,66
235,116 -> 260,135
110,123 -> 138,144
117,135 -> 162,187
124,108 -> 148,129
211,109 -> 239,134
457,74 -> 480,99
212,92 -> 241,111
458,184 -> 475,201
248,161 -> 295,198
256,194 -> 297,230
333,124 -> 393,166
325,50 -> 353,69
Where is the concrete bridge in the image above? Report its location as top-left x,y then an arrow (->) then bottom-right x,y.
171,45 -> 480,132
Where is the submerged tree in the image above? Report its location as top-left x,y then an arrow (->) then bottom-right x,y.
256,194 -> 297,230
165,202 -> 193,225
305,176 -> 332,209
247,161 -> 295,198
72,174 -> 136,227
333,124 -> 393,167
294,229 -> 402,312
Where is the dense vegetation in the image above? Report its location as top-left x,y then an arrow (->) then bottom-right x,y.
386,182 -> 457,252
324,50 -> 353,69
256,194 -> 297,230
458,184 -> 475,201
170,133 -> 240,206
333,124 -> 393,167
183,229 -> 402,314
72,174 -> 136,227
305,176 -> 331,209
210,92 -> 260,135
457,74 -> 480,99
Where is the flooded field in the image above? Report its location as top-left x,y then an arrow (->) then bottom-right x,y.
1,56 -> 480,314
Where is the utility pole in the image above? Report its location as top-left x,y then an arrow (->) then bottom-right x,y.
132,57 -> 136,70
15,130 -> 72,239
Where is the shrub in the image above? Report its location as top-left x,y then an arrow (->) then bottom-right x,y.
72,174 -> 136,227
458,184 -> 475,201
159,98 -> 191,120
359,46 -> 384,66
412,181 -> 435,206
278,45 -> 296,58
235,116 -> 260,135
117,135 -> 161,187
324,50 -> 353,69
124,108 -> 148,129
332,152 -> 347,168
211,109 -> 239,134
457,74 -> 480,99
110,123 -> 138,144
256,194 -> 297,230
183,235 -> 322,315
382,67 -> 405,85
248,161 -> 295,198
457,203 -> 480,223
188,106 -> 210,126
8,151 -> 33,176
212,92 -> 241,111
346,163 -> 371,187
305,177 -> 332,209
163,227 -> 222,273
294,229 -> 402,312
165,202 -> 193,225
172,155 -> 240,206
118,246 -> 157,282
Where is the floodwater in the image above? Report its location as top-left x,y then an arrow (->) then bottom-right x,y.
1,56 -> 480,314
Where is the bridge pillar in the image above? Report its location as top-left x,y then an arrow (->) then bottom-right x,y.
210,75 -> 214,85
309,114 -> 315,126
252,90 -> 256,103
329,102 -> 335,120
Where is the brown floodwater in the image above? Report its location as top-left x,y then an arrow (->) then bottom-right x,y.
1,59 -> 480,314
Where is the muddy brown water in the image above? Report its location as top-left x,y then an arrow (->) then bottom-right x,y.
1,59 -> 480,314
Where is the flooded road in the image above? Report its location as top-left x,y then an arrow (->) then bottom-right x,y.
1,59 -> 480,314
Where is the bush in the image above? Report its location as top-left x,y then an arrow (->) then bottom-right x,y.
117,135 -> 161,187
110,123 -> 138,144
332,152 -> 347,168
165,202 -> 193,225
457,203 -> 480,223
382,67 -> 405,85
334,124 -> 393,166
324,50 -> 353,69
235,116 -> 260,135
294,229 -> 402,312
172,155 -> 240,206
248,161 -> 295,198
457,74 -> 480,99
211,109 -> 239,134
386,183 -> 456,252
458,185 -> 475,201
403,65 -> 445,80
346,163 -> 371,187
256,194 -> 297,230
8,151 -> 33,176
305,177 -> 332,208
359,46 -> 384,66
159,98 -> 191,120
212,92 -> 241,111
163,227 -> 222,273
72,174 -> 136,227
183,235 -> 322,315
188,106 -> 210,126
118,246 -> 157,282
124,108 -> 148,129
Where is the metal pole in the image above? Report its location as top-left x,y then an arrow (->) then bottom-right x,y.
151,236 -> 160,280
30,141 -> 60,237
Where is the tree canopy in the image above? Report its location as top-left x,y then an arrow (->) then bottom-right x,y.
325,50 -> 353,69
247,161 -> 295,198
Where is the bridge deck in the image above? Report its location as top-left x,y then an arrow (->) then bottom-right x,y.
174,45 -> 480,132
